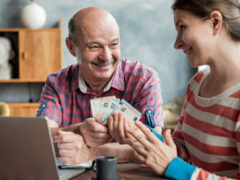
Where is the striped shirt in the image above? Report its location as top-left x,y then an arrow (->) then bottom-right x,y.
172,69 -> 240,179
37,58 -> 163,128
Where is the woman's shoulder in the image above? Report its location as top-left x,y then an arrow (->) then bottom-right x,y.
188,68 -> 209,87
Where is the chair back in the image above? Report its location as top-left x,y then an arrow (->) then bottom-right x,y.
0,102 -> 10,116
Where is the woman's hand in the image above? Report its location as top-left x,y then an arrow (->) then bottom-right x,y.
126,121 -> 177,175
108,112 -> 130,144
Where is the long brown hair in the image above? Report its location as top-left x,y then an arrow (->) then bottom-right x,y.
172,0 -> 240,41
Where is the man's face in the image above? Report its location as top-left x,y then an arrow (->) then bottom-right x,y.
73,19 -> 121,83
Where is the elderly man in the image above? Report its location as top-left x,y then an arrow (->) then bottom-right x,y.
37,7 -> 163,164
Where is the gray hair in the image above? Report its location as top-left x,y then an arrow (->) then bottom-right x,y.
68,17 -> 77,44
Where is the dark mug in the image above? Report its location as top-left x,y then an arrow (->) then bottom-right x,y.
92,156 -> 117,180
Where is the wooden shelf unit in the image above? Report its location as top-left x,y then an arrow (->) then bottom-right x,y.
0,19 -> 63,116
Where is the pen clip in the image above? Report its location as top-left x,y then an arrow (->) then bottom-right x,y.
145,109 -> 156,128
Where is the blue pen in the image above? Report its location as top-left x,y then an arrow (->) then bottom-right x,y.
145,109 -> 165,143
145,109 -> 156,128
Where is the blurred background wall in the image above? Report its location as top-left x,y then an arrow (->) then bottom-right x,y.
0,0 -> 196,104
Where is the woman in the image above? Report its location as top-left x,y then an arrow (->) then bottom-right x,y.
126,0 -> 240,179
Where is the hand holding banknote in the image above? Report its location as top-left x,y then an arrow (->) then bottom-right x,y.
80,117 -> 111,147
90,96 -> 142,144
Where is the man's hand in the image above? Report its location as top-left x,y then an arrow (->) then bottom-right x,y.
53,130 -> 94,164
81,118 -> 111,147
108,112 -> 131,144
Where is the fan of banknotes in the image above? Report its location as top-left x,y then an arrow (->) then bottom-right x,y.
90,96 -> 142,125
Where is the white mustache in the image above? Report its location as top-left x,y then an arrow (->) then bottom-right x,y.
91,59 -> 115,67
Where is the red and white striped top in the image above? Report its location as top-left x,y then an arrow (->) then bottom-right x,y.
172,69 -> 240,179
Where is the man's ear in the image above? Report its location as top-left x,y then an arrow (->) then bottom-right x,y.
209,10 -> 223,36
66,37 -> 76,56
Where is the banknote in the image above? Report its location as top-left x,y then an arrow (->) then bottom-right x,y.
90,96 -> 116,122
90,96 -> 141,125
100,98 -> 120,124
114,99 -> 141,126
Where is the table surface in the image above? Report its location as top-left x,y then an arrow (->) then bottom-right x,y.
72,163 -> 169,180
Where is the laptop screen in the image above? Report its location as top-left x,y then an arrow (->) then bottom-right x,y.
0,116 -> 85,179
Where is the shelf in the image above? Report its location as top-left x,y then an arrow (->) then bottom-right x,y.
8,103 -> 40,117
0,18 -> 62,81
0,19 -> 62,117
8,102 -> 39,106
0,79 -> 46,83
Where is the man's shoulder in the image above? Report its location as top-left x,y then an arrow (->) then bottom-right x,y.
47,64 -> 78,83
120,58 -> 158,79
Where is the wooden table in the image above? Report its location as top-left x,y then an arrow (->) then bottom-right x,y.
72,163 -> 169,180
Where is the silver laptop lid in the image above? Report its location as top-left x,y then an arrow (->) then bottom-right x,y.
0,116 -> 59,180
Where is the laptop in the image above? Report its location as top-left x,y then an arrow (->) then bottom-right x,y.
0,116 -> 86,180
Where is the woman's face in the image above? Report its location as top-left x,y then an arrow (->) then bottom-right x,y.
174,9 -> 214,68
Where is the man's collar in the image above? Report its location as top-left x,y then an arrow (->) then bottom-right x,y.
78,71 -> 88,93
